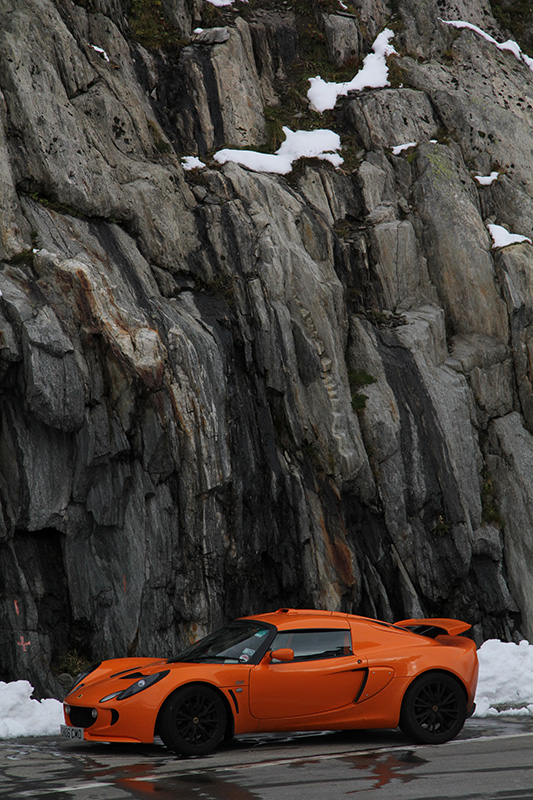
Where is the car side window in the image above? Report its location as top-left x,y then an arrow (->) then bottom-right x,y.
271,629 -> 352,662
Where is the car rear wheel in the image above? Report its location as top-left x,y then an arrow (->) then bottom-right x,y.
159,685 -> 227,756
399,672 -> 467,744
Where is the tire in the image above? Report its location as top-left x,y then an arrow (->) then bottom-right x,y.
158,685 -> 227,756
399,672 -> 467,745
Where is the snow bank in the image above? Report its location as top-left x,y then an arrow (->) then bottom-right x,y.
214,127 -> 343,175
307,29 -> 396,113
475,639 -> 533,717
0,681 -> 63,739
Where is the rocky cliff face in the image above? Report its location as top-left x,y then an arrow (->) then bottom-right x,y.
1,0 -> 532,696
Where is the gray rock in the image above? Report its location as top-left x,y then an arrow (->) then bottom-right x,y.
2,0 -> 533,693
192,27 -> 230,45
447,333 -> 514,423
370,219 -> 434,310
398,0 -> 497,58
175,17 -> 266,152
472,525 -> 502,561
488,413 -> 533,641
22,307 -> 86,431
357,155 -> 397,214
247,10 -> 298,107
413,143 -> 509,340
400,36 -> 533,193
0,304 -> 21,369
322,13 -> 361,67
161,0 -> 199,38
349,0 -> 388,40
346,89 -> 439,151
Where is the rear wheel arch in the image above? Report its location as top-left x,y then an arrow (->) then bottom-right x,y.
399,669 -> 468,744
405,668 -> 468,699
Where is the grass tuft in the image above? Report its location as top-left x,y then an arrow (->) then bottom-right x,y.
129,0 -> 186,50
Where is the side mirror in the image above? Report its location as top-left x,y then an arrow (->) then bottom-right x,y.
270,648 -> 294,663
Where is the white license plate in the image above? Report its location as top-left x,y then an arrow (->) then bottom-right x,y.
60,724 -> 84,741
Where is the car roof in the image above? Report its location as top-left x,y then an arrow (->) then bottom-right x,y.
241,608 -> 394,631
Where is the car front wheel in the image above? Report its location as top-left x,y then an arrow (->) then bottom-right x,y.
159,685 -> 227,756
399,672 -> 467,744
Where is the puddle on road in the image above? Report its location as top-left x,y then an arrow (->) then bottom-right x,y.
64,731 -> 430,799
343,750 -> 428,791
64,739 -> 426,799
287,748 -> 428,792
59,749 -> 262,800
116,770 -> 262,800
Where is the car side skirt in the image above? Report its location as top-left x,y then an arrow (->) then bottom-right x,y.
253,677 -> 410,733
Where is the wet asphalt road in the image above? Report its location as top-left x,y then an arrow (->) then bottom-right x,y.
2,718 -> 533,800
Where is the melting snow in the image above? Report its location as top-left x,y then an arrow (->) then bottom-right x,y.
474,171 -> 500,186
205,0 -> 245,6
391,142 -> 418,155
89,44 -> 110,62
440,19 -> 533,73
488,223 -> 532,249
307,29 -> 397,113
391,139 -> 438,155
214,127 -> 343,175
181,156 -> 206,171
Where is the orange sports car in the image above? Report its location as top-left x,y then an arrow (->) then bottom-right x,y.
60,608 -> 478,755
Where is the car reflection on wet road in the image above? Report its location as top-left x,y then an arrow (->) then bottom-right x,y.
2,718 -> 533,800
111,748 -> 430,799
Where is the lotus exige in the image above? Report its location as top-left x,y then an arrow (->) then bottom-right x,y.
61,608 -> 478,755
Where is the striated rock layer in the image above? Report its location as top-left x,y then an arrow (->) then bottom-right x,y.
0,0 -> 532,695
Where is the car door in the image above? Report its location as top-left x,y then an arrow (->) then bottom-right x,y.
248,627 -> 367,719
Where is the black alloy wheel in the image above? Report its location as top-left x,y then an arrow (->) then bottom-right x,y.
399,672 -> 467,744
159,685 -> 228,756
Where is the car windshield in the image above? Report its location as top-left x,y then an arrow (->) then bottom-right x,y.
170,621 -> 272,664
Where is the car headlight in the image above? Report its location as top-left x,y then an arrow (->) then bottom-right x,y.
99,670 -> 169,703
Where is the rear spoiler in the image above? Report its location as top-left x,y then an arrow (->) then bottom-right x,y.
394,618 -> 471,638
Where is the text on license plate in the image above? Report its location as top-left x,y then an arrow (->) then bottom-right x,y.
60,724 -> 84,741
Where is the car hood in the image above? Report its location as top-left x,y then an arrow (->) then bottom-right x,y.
65,658 -> 170,698
64,657 -> 251,702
